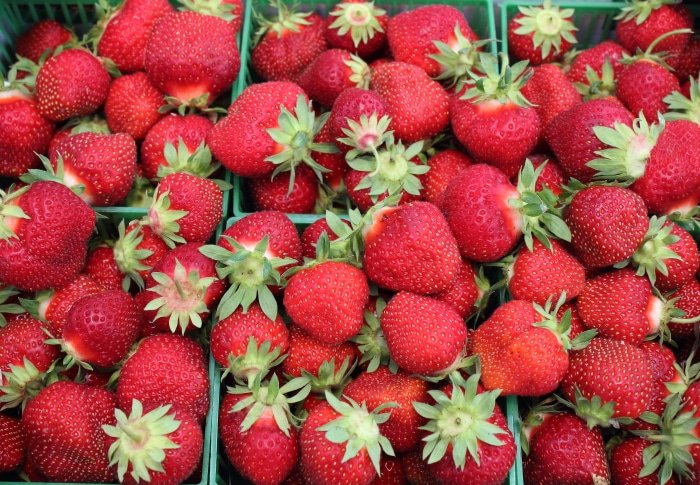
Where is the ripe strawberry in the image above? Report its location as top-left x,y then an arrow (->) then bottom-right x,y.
344,367 -> 429,453
668,35 -> 700,81
564,186 -> 648,268
0,414 -> 24,472
48,131 -> 137,206
401,450 -> 434,485
561,338 -> 654,422
0,88 -> 54,177
312,120 -> 347,191
371,457 -> 406,485
325,0 -> 388,58
0,181 -> 95,291
328,87 -> 388,153
371,61 -> 449,143
252,6 -> 327,82
381,292 -> 466,376
104,72 -> 164,141
524,412 -> 609,485
15,20 -> 74,63
282,325 -> 358,381
639,341 -> 676,382
434,261 -> 481,318
387,5 -> 477,77
544,97 -> 634,182
22,381 -> 117,482
509,154 -> 566,197
567,40 -> 629,84
112,220 -> 169,290
610,437 -> 681,485
669,279 -> 700,339
520,63 -> 581,128
47,114 -> 111,155
422,149 -> 472,204
284,260 -> 369,345
249,165 -> 319,213
35,48 -> 111,122
615,3 -> 691,57
142,243 -> 224,334
84,245 -> 126,291
145,10 -> 239,108
362,202 -> 461,294
617,58 -> 680,119
298,49 -> 370,108
94,0 -> 173,73
117,334 -> 209,422
451,54 -> 540,178
300,217 -> 350,259
507,1 -> 577,65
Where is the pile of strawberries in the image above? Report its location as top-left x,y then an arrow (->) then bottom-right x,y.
2,0 -> 700,484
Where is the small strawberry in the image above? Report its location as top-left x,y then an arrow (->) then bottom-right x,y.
325,0 -> 388,58
328,87 -> 388,153
15,20 -> 75,63
298,49 -> 370,108
300,217 -> 350,259
282,325 -> 358,384
520,63 -> 581,128
0,414 -> 24,472
104,72 -> 164,141
249,165 -> 320,213
84,245 -> 126,291
566,40 -> 628,84
615,2 -> 691,57
422,149 -> 472,204
668,35 -> 700,82
434,261 -> 482,319
610,437 -> 680,485
112,220 -> 169,290
668,279 -> 700,339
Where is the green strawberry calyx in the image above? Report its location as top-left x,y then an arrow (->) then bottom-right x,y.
318,390 -> 397,475
143,189 -> 188,249
158,139 -> 220,180
223,336 -> 286,387
0,286 -> 24,327
513,0 -> 578,59
414,373 -> 508,470
0,186 -> 29,241
616,0 -> 682,25
144,259 -> 218,334
462,52 -> 534,107
179,0 -> 239,22
664,75 -> 700,125
345,54 -> 371,90
651,292 -> 700,343
199,235 -> 297,321
253,0 -> 312,45
574,58 -> 617,100
589,112 -> 663,184
430,25 -> 491,92
0,357 -> 57,411
303,357 -> 356,394
113,220 -> 153,291
20,154 -> 88,201
351,298 -> 398,374
620,28 -> 694,68
337,113 -> 393,161
556,387 -> 628,429
103,400 -> 181,483
327,1 -> 386,48
519,397 -> 561,455
533,293 -> 597,352
62,115 -> 111,136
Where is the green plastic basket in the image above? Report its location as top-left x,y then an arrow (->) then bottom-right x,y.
231,0 -> 497,217
212,213 -> 523,485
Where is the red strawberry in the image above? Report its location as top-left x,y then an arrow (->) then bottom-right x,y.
520,63 -> 581,128
615,3 -> 691,57
282,325 -> 358,380
434,261 -> 481,318
145,11 -> 239,107
508,239 -> 586,305
47,115 -> 111,155
564,185 -> 648,268
381,292 -> 466,376
639,341 -> 676,382
362,202 -> 461,294
422,149 -> 472,204
401,450 -> 434,485
117,334 -> 209,422
371,61 -> 449,143
249,165 -> 319,213
95,0 -> 174,73
387,5 -> 477,77
344,367 -> 429,453
35,49 -> 111,122
544,97 -> 633,182
508,154 -> 566,197
0,181 -> 95,291
84,245 -> 126,291
610,437 -> 681,485
300,217 -> 348,259
252,7 -> 327,82
524,412 -> 610,485
0,89 -> 54,177
22,381 -> 117,482
104,72 -> 164,141
298,49 -> 370,108
450,54 -> 540,178
284,260 -> 369,345
49,131 -> 137,206
669,279 -> 700,339
328,87 -> 388,153
561,338 -> 654,421
312,120 -> 347,192
507,1 -> 577,65
371,457 -> 407,485
112,220 -> 169,290
566,40 -> 629,84
15,20 -> 74,63
617,58 -> 680,119
668,36 -> 700,82
0,414 -> 24,472
325,0 -> 388,58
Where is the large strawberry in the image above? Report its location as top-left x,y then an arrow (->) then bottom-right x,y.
298,49 -> 370,108
15,19 -> 74,63
104,72 -> 164,141
325,0 -> 388,58
0,414 -> 24,472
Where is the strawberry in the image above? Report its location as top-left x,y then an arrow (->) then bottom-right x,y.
523,411 -> 610,485
422,149 -> 472,204
104,72 -> 164,141
509,154 -> 566,197
35,48 -> 111,122
325,0 -> 388,58
381,292 -> 467,376
344,367 -> 429,453
616,57 -> 680,120
0,414 -> 24,472
0,88 -> 54,177
544,97 -> 633,182
668,35 -> 700,82
201,211 -> 302,321
564,185 -> 648,268
249,165 -> 320,213
0,181 -> 95,291
669,279 -> 700,339
370,61 -> 449,143
300,391 -> 396,485
112,220 -> 169,290
434,261 -> 482,318
47,131 -> 137,206
415,374 -> 516,485
117,334 -> 209,422
519,63 -> 581,128
615,3 -> 691,57
401,450 -> 434,485
22,381 -> 117,482
664,75 -> 700,125
142,243 -> 224,335
93,0 -> 173,73
566,40 -> 629,84
639,341 -> 676,382
219,375 -> 305,485
252,5 -> 327,82
362,202 -> 461,294
610,437 -> 680,485
144,10 -> 239,108
15,20 -> 74,63
507,0 -> 577,65
298,49 -> 370,108
450,54 -> 540,178
48,114 -> 111,155
328,87 -> 388,153
439,161 -> 570,263
387,5 -> 477,77
371,457 -> 407,485
284,260 -> 369,345
141,113 -> 213,181
282,325 -> 358,382
312,119 -> 347,191
561,338 -> 654,422
85,245 -> 126,291
300,217 -> 349,259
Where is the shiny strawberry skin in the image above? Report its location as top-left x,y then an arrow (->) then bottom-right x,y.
653,222 -> 700,291
566,40 -> 628,84
520,64 -> 580,128
434,260 -> 480,318
104,72 -> 164,141
15,19 -> 73,63
300,218 -> 347,259
328,87 -> 388,152
221,211 -> 302,265
0,414 -> 24,472
41,274 -> 103,338
615,4 -> 691,57
617,60 -> 680,120
299,48 -> 363,108
0,314 -> 59,377
344,168 -> 420,213
669,279 -> 700,339
249,166 -> 319,214
507,13 -> 573,65
610,437 -> 679,485
281,325 -> 358,379
84,246 -> 124,291
422,149 -> 472,204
